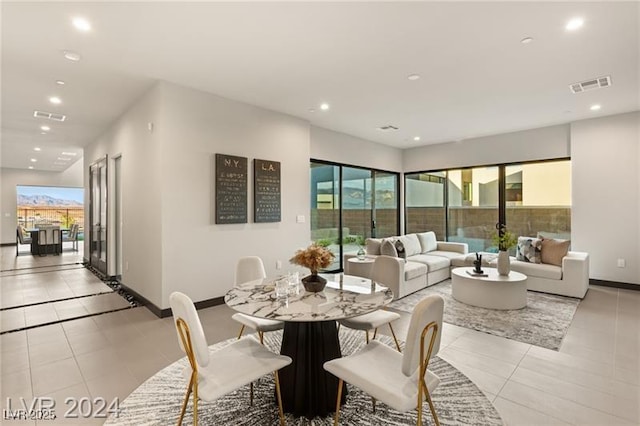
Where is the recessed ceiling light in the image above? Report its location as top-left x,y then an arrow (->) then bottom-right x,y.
57,157 -> 71,161
63,50 -> 82,61
407,74 -> 421,81
30,158 -> 37,163
72,17 -> 92,32
413,136 -> 421,141
40,125 -> 50,131
320,103 -> 330,111
49,96 -> 62,105
566,17 -> 584,31
590,104 -> 601,111
40,132 -> 47,135
56,80 -> 66,85
28,166 -> 34,170
34,147 -> 41,151
520,37 -> 533,44
61,152 -> 77,156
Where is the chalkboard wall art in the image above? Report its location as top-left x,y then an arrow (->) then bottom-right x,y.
215,154 -> 248,224
254,159 -> 281,223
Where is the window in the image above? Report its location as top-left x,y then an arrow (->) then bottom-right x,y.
311,160 -> 399,271
405,159 -> 571,251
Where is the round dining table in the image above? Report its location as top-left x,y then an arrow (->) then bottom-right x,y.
224,274 -> 394,419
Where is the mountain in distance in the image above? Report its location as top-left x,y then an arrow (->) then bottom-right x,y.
17,194 -> 83,207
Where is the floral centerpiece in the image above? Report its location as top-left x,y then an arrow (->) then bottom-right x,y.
290,243 -> 335,292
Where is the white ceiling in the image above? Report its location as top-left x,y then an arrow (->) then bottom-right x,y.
2,2 -> 638,171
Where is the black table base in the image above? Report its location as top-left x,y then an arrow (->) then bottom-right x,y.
279,321 -> 347,419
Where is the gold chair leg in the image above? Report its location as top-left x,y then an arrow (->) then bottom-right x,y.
193,376 -> 199,426
417,377 -> 424,426
373,328 -> 378,339
365,330 -> 369,344
334,379 -> 344,426
423,382 -> 440,426
237,325 -> 245,339
259,331 -> 264,344
389,323 -> 401,352
274,371 -> 285,426
177,373 -> 194,426
371,397 -> 376,413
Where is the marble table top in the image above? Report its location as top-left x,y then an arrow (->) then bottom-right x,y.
224,274 -> 394,322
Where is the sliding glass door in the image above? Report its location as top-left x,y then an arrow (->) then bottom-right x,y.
311,160 -> 399,272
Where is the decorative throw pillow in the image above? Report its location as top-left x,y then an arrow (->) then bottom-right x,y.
516,237 -> 542,263
365,238 -> 383,256
394,240 -> 407,262
541,238 -> 571,266
380,239 -> 398,257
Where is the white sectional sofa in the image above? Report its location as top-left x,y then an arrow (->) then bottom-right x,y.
450,251 -> 590,299
344,231 -> 468,299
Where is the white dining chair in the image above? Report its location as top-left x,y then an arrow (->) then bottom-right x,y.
170,292 -> 292,426
16,226 -> 32,256
338,256 -> 401,351
324,294 -> 444,426
232,256 -> 284,343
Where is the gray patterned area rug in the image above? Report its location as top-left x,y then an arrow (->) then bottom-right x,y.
106,329 -> 502,425
389,280 -> 580,350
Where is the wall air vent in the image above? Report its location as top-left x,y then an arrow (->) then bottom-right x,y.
33,110 -> 66,122
569,75 -> 612,94
377,125 -> 399,131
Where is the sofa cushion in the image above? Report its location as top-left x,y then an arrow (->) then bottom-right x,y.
541,238 -> 571,266
516,237 -> 542,263
404,261 -> 428,281
380,239 -> 398,257
450,252 -> 497,267
408,254 -> 450,272
365,238 -> 383,255
417,232 -> 437,253
399,234 -> 422,257
510,260 -> 562,280
428,250 -> 467,261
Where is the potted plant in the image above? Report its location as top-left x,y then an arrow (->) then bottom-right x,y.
289,243 -> 335,292
492,223 -> 517,276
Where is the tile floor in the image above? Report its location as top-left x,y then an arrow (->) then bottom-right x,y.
1,246 -> 638,425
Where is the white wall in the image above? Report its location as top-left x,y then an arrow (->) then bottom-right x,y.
84,84 -> 165,307
158,83 -> 311,308
571,112 -> 639,285
403,124 -> 570,172
0,160 -> 83,244
310,126 -> 403,173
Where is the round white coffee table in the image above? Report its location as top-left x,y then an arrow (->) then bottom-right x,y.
346,257 -> 375,279
451,267 -> 527,310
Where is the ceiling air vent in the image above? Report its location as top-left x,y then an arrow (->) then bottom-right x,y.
569,75 -> 612,94
377,125 -> 399,131
33,110 -> 66,122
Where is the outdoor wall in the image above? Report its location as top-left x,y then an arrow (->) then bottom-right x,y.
158,83 -> 311,309
0,160 -> 83,244
571,111 -> 639,285
83,84 -> 165,308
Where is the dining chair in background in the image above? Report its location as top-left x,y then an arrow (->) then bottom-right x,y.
62,223 -> 80,251
324,294 -> 444,426
337,256 -> 402,351
16,225 -> 32,256
232,256 -> 284,343
37,226 -> 61,256
169,292 -> 292,426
